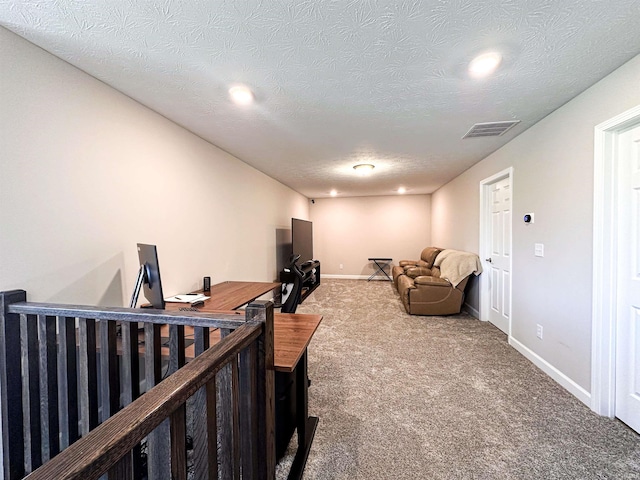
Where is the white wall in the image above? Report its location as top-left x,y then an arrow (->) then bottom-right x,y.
0,27 -> 308,306
432,54 -> 640,395
310,195 -> 431,277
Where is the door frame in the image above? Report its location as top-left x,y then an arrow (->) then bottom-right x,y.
592,104 -> 640,416
479,167 -> 514,335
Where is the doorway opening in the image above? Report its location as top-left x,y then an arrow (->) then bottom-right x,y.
592,104 -> 640,432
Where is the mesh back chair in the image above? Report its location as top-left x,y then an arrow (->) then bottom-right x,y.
281,254 -> 304,314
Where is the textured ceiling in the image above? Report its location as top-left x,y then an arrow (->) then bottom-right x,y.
2,1 -> 640,198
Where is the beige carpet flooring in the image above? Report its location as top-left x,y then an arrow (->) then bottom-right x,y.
276,278 -> 640,479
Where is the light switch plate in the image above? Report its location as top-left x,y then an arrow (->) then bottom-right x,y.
535,243 -> 544,257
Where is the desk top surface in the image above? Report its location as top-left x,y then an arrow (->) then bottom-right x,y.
176,280 -> 281,311
272,311 -> 322,371
165,280 -> 321,372
161,310 -> 322,373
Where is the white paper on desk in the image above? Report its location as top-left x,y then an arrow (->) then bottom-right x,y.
164,294 -> 210,303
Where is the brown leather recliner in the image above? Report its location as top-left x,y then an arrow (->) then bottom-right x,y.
393,248 -> 482,316
392,247 -> 442,287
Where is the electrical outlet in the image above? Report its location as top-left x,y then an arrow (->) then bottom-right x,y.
339,263 -> 343,270
536,324 -> 543,339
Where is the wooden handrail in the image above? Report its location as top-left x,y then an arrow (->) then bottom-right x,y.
23,322 -> 261,480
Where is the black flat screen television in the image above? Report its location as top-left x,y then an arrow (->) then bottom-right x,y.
291,218 -> 313,266
130,243 -> 165,309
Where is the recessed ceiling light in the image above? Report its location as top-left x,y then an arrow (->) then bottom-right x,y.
397,187 -> 406,194
468,52 -> 502,78
353,164 -> 375,176
229,85 -> 254,105
330,189 -> 338,196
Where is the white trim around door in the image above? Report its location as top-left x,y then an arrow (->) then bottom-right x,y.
592,104 -> 640,416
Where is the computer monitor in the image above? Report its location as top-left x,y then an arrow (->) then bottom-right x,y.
129,243 -> 165,309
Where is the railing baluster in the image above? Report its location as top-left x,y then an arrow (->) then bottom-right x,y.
21,313 -> 41,472
79,318 -> 99,436
99,320 -> 119,421
36,315 -> 49,463
66,317 -> 80,446
193,326 -> 210,355
239,340 -> 259,477
57,316 -> 79,450
37,314 -> 59,461
108,451 -> 132,480
109,321 -> 118,408
145,322 -> 170,478
217,328 -> 238,480
167,324 -> 187,478
120,321 -> 142,478
144,322 -> 162,387
191,326 -> 212,480
120,322 -> 139,405
170,405 -> 187,480
46,315 -> 60,456
206,377 -> 219,479
0,289 -> 26,480
231,356 -> 241,479
168,324 -> 186,375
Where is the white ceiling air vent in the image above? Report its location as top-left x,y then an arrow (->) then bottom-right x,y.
462,120 -> 520,139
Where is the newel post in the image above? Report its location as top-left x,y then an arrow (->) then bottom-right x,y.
245,300 -> 275,480
0,290 -> 27,480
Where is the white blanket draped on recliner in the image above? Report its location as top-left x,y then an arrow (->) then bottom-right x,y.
433,249 -> 483,287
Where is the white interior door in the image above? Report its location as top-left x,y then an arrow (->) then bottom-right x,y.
485,175 -> 512,334
615,124 -> 640,433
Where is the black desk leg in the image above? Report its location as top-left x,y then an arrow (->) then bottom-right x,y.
288,349 -> 318,480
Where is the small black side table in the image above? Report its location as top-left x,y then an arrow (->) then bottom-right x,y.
367,258 -> 393,281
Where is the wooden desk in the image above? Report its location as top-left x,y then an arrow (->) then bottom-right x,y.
160,310 -> 322,373
166,281 -> 320,479
166,281 -> 321,372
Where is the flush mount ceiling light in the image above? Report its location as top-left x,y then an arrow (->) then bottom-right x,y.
468,52 -> 502,78
353,164 -> 375,176
330,189 -> 338,196
397,187 -> 406,194
229,85 -> 254,105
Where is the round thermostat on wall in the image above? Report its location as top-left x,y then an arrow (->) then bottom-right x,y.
523,213 -> 534,224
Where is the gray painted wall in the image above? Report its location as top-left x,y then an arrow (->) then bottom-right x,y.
432,54 -> 640,394
0,26 -> 308,305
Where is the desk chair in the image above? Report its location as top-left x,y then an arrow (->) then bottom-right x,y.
281,254 -> 304,314
276,254 -> 308,458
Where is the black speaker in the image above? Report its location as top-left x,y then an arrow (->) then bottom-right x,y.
203,276 -> 211,292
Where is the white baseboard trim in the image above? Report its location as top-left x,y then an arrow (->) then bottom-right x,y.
463,303 -> 480,319
322,274 -> 392,281
509,336 -> 591,407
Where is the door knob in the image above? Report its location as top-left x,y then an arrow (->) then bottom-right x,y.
485,258 -> 492,263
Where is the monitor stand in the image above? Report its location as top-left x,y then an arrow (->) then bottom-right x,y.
129,264 -> 148,308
